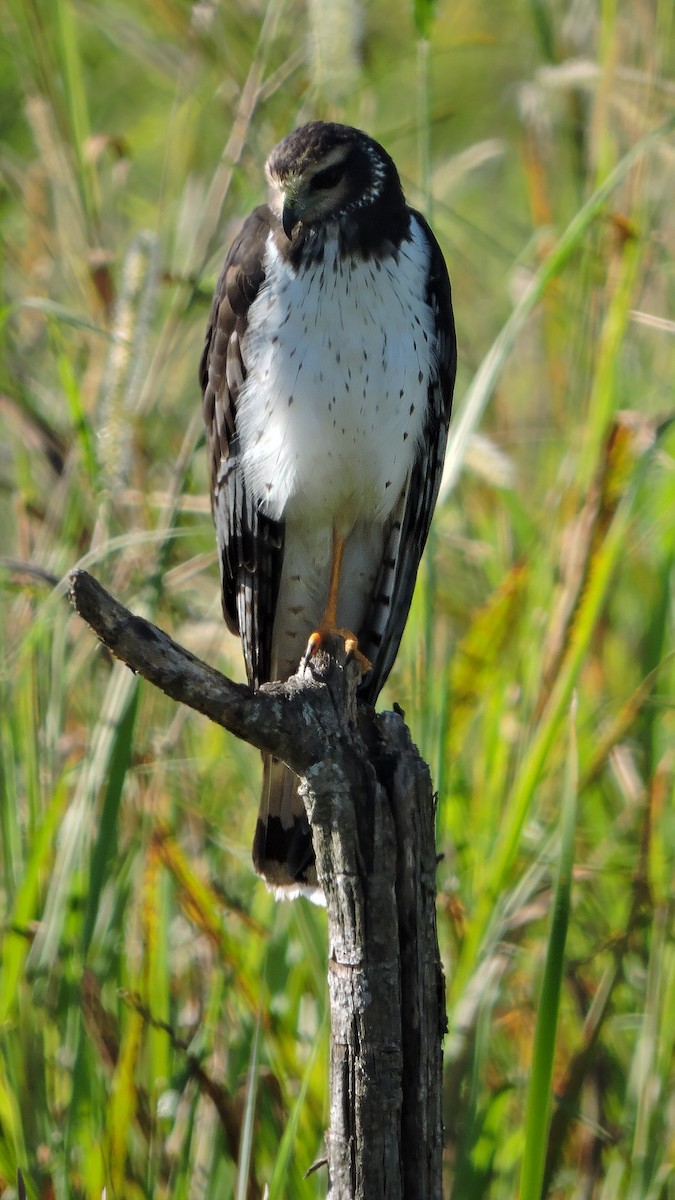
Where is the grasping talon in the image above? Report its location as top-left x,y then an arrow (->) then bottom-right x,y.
301,626 -> 372,674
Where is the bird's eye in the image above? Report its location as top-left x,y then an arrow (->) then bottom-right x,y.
309,163 -> 345,191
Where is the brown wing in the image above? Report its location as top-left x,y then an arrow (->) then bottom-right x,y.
358,211 -> 456,704
200,205 -> 284,689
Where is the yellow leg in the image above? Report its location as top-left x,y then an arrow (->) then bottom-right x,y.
302,528 -> 371,672
323,528 -> 346,629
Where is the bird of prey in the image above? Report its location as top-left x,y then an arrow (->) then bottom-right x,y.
200,121 -> 456,896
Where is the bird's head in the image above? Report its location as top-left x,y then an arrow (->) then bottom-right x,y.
265,122 -> 404,242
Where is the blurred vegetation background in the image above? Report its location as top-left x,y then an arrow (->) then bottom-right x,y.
1,0 -> 674,1196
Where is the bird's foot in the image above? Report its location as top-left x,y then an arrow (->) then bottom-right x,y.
301,627 -> 372,674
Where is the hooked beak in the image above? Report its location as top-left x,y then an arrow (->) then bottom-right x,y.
281,200 -> 301,240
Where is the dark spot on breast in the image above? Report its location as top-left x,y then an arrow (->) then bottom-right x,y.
418,369 -> 424,383
403,431 -> 409,441
288,395 -> 294,406
409,403 -> 416,415
385,480 -> 391,489
399,388 -> 405,398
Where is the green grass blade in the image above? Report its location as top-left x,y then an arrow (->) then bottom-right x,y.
0,778 -> 69,1025
54,0 -> 98,226
519,698 -> 578,1200
439,114 -> 675,501
625,905 -> 673,1200
266,1013 -> 327,1200
82,683 -> 140,954
453,431 -> 655,1001
235,1010 -> 262,1200
26,663 -> 139,977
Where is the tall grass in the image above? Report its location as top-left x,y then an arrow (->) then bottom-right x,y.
1,0 -> 674,1197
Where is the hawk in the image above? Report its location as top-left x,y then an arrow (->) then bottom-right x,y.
200,121 -> 456,896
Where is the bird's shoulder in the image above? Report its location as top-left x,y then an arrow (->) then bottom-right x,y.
200,205 -> 275,488
201,204 -> 273,362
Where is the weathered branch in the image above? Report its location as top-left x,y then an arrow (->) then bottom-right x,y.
68,569 -> 330,770
69,569 -> 446,1199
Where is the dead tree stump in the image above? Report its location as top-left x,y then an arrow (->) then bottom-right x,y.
69,569 -> 446,1199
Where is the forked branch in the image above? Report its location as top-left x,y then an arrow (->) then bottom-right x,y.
69,568 -> 446,1200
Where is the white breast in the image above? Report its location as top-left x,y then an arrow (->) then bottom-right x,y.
236,216 -> 436,534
